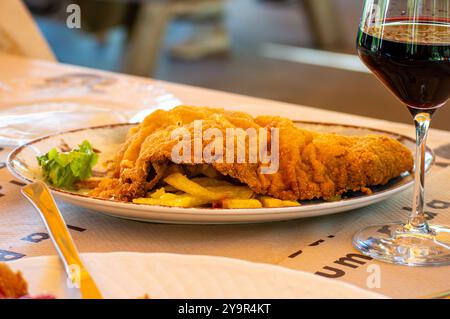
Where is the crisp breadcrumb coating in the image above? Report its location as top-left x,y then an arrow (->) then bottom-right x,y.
91,106 -> 413,202
0,263 -> 28,298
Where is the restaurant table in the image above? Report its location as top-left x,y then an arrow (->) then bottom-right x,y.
1,52 -> 450,298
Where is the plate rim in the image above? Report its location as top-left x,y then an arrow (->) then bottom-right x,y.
6,121 -> 435,217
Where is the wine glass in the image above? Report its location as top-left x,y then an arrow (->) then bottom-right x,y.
353,0 -> 450,266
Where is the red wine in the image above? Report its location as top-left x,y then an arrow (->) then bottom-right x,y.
357,22 -> 450,114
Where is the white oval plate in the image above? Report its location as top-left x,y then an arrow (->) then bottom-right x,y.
8,252 -> 385,299
7,122 -> 433,224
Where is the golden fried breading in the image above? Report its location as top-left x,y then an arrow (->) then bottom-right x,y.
0,263 -> 28,298
92,106 -> 413,202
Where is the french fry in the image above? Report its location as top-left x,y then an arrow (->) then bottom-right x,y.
221,199 -> 262,209
142,173 -> 297,209
164,173 -> 223,201
206,185 -> 254,199
160,184 -> 178,192
149,187 -> 166,199
133,194 -> 210,207
159,193 -> 178,200
259,196 -> 301,208
191,177 -> 231,187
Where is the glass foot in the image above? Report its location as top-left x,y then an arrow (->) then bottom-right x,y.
353,222 -> 450,266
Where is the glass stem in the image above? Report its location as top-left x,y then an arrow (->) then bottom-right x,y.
406,112 -> 431,233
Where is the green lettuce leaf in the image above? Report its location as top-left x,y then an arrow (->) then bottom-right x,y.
37,140 -> 99,188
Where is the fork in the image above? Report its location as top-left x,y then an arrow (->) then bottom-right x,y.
22,181 -> 103,299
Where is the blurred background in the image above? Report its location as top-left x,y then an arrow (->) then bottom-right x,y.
23,0 -> 449,130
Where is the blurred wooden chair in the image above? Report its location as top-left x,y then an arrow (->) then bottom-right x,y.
73,0 -> 134,45
123,0 -> 225,76
123,1 -> 172,77
0,0 -> 55,60
302,0 -> 344,50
